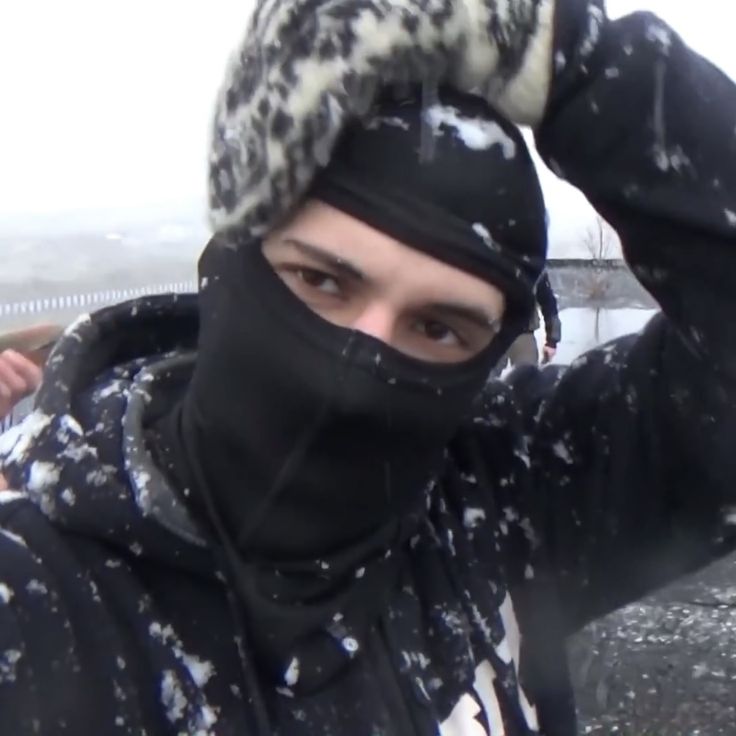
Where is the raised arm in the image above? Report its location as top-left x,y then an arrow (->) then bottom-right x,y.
508,1 -> 736,629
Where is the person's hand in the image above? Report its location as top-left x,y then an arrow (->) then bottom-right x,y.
542,345 -> 557,364
209,0 -> 555,233
0,349 -> 42,422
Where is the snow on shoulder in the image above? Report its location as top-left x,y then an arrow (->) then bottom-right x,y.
424,104 -> 517,157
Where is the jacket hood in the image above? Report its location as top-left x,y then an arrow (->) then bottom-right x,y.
208,0 -> 555,237
0,296 -> 212,574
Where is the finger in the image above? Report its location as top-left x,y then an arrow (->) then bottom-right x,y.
0,356 -> 30,395
1,350 -> 42,390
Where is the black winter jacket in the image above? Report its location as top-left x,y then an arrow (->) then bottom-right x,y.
2,5 -> 736,736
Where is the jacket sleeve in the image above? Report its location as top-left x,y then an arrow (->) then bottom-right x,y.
0,498 -> 111,734
534,272 -> 561,346
506,2 -> 736,630
0,501 -> 60,734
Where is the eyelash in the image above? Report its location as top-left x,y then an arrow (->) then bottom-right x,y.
284,265 -> 343,294
417,319 -> 469,348
279,262 -> 482,351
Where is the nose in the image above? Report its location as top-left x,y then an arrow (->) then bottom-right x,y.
351,303 -> 395,346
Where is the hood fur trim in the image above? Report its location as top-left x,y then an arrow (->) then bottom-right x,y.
208,0 -> 555,236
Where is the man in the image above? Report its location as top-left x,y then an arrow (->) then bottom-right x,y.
492,271 -> 561,377
530,273 -> 561,365
1,2 -> 735,735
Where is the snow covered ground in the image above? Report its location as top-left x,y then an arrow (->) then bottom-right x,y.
536,307 -> 658,365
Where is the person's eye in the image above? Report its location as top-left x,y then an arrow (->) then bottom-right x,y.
294,267 -> 341,295
415,319 -> 464,347
278,265 -> 344,300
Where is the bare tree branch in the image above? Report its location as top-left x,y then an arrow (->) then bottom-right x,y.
580,215 -> 623,308
582,215 -> 623,262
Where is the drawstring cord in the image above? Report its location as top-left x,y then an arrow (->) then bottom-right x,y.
181,421 -> 274,736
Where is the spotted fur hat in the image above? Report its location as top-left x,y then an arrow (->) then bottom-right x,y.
208,0 -> 555,240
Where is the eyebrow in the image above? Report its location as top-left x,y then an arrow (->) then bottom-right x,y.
281,238 -> 365,281
280,237 -> 500,330
427,302 -> 502,331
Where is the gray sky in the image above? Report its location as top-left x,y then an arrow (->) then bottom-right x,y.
1,1 -> 733,255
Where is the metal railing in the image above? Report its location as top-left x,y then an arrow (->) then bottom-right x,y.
0,281 -> 197,318
0,280 -> 198,434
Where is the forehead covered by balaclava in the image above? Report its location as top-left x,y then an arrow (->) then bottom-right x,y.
308,85 -> 548,312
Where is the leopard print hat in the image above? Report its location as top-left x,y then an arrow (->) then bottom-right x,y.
208,0 -> 555,241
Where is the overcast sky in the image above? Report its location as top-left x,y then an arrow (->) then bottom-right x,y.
1,1 -> 733,254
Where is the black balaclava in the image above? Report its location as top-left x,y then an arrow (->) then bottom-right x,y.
150,86 -> 547,692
